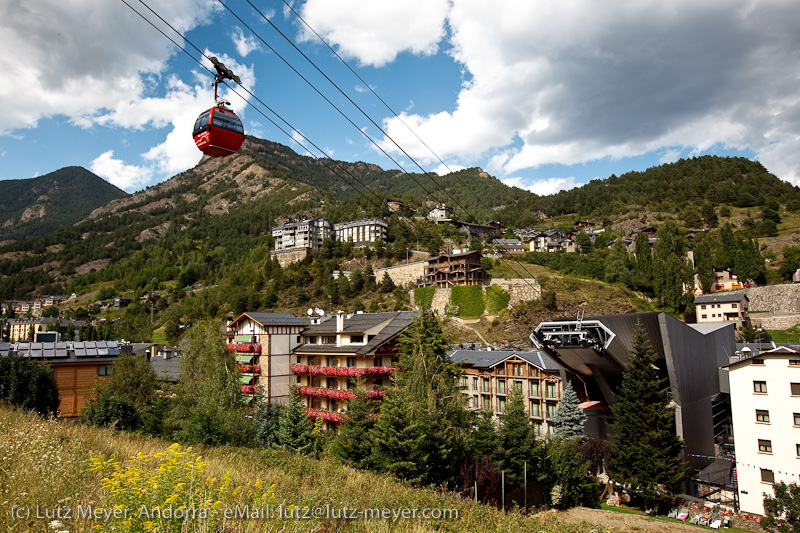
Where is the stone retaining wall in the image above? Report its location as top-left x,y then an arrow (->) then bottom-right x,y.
411,278 -> 542,316
374,261 -> 427,287
727,284 -> 800,313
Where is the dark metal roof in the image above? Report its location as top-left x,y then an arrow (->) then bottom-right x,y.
235,312 -> 309,327
448,349 -> 560,372
296,311 -> 418,356
0,341 -> 120,362
150,354 -> 183,381
694,293 -> 748,304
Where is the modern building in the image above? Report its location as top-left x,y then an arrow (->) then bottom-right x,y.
291,310 -> 418,430
449,347 -> 563,437
0,340 -> 121,417
725,346 -> 800,515
424,250 -> 489,288
271,217 -> 333,252
694,293 -> 749,327
226,312 -> 310,405
530,313 -> 737,503
6,318 -> 87,342
333,217 -> 388,247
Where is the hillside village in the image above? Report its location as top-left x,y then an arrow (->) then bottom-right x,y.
2,151 -> 800,531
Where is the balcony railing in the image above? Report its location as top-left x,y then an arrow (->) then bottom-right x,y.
305,409 -> 343,422
290,364 -> 396,378
228,343 -> 262,354
238,364 -> 262,374
299,386 -> 386,400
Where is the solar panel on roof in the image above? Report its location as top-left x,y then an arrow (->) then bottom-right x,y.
73,342 -> 85,349
30,350 -> 43,358
55,342 -> 67,350
54,349 -> 68,358
74,349 -> 86,357
31,343 -> 43,350
43,349 -> 55,358
86,348 -> 98,357
98,348 -> 109,357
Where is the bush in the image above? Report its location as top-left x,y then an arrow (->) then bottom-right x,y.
451,285 -> 486,317
0,352 -> 59,416
413,287 -> 436,311
484,286 -> 510,315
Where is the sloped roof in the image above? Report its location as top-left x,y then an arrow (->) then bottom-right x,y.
231,312 -> 309,328
296,311 -> 419,356
449,349 -> 560,372
694,293 -> 748,304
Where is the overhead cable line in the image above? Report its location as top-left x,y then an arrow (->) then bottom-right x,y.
121,0 -> 541,331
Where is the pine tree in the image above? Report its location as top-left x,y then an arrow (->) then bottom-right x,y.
278,387 -> 315,455
542,436 -> 600,509
609,322 -> 684,508
468,407 -> 498,460
253,394 -> 281,448
369,390 -> 428,484
496,386 -> 537,489
329,390 -> 374,469
552,381 -> 586,439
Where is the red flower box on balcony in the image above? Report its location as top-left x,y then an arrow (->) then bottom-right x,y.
228,343 -> 262,353
240,384 -> 258,394
238,364 -> 262,374
290,364 -> 396,378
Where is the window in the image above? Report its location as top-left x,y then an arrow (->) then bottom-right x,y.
532,422 -> 543,437
296,376 -> 302,383
754,380 -> 768,393
546,403 -> 557,419
498,397 -> 506,413
756,410 -> 770,423
322,336 -> 336,344
327,356 -> 337,367
701,314 -> 707,319
460,376 -> 468,388
761,469 -> 775,483
792,383 -> 800,396
700,304 -> 706,309
732,303 -> 738,309
482,378 -> 491,393
374,357 -> 383,367
758,439 -> 773,453
497,365 -> 506,376
98,364 -> 113,376
752,358 -> 765,365
497,379 -> 506,395
326,378 -> 336,389
482,395 -> 491,409
529,401 -> 541,417
794,413 -> 800,426
350,335 -> 364,343
472,396 -> 478,408
529,380 -> 540,397
797,444 -> 800,458
546,381 -> 558,399
305,336 -> 318,344
472,377 -> 478,391
789,359 -> 800,366
514,380 -> 523,392
296,355 -> 302,364
512,363 -> 524,376
347,357 -> 357,367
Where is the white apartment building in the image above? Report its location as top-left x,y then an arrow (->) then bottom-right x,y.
333,217 -> 388,247
695,293 -> 749,326
726,347 -> 800,515
271,217 -> 333,252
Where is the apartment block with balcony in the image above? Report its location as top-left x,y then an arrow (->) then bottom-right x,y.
424,250 -> 488,288
725,346 -> 800,515
226,312 -> 309,405
271,217 -> 333,252
333,217 -> 388,247
291,310 -> 418,429
449,347 -> 563,438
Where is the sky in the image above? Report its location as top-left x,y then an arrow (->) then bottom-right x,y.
1,0 -> 799,198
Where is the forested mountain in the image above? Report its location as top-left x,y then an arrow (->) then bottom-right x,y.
0,166 -> 127,242
496,156 -> 800,227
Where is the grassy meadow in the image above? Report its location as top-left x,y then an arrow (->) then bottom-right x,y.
0,406 -> 605,533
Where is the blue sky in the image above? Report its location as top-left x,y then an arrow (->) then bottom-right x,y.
0,0 -> 797,196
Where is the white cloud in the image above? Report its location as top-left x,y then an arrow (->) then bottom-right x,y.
501,176 -> 579,197
90,150 -> 153,191
297,0 -> 450,67
304,0 -> 800,183
231,27 -> 260,57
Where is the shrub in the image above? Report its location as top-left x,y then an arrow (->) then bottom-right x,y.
413,287 -> 436,311
484,286 -> 510,315
0,352 -> 59,416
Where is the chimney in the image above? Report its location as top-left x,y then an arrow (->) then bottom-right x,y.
336,310 -> 345,333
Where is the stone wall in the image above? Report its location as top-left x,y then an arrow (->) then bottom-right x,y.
727,284 -> 800,313
411,278 -> 542,316
270,248 -> 309,268
489,278 -> 542,307
374,261 -> 427,287
751,315 -> 800,330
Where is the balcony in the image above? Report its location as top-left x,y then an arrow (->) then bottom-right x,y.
228,343 -> 262,354
305,409 -> 343,422
238,364 -> 262,374
298,386 -> 386,400
290,364 -> 396,378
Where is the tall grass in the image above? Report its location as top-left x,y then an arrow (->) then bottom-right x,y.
0,407 -> 599,532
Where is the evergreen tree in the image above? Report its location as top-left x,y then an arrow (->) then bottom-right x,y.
609,322 -> 684,508
693,234 -> 715,294
253,393 -> 281,448
363,265 -> 377,291
329,390 -> 374,469
394,313 -> 470,485
369,390 -> 428,484
379,272 -> 395,293
277,387 -> 315,455
551,381 -> 586,439
542,436 -> 600,509
495,387 -> 537,489
605,240 -> 631,285
0,352 -> 59,416
468,407 -> 498,460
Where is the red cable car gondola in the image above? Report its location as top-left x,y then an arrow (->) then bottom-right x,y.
192,57 -> 244,158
